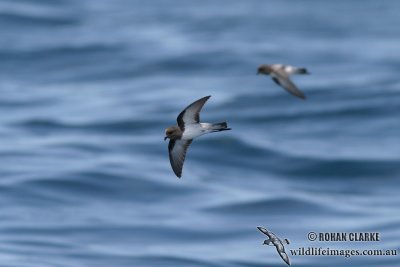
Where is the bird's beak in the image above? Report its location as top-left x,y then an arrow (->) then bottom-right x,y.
164,136 -> 168,141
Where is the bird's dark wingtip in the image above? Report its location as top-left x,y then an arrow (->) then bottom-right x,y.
257,227 -> 269,235
173,170 -> 182,178
296,94 -> 307,100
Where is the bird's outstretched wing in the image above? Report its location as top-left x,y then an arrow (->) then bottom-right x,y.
275,244 -> 291,266
168,139 -> 193,178
257,227 -> 275,239
271,70 -> 306,100
177,96 -> 211,130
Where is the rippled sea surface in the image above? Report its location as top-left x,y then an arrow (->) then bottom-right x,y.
0,0 -> 399,266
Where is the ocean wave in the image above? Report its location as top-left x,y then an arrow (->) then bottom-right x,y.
11,118 -> 159,134
203,197 -> 328,215
0,11 -> 78,27
0,44 -> 125,62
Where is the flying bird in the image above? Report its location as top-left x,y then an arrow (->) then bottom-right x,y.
257,226 -> 291,266
257,64 -> 310,100
164,96 -> 231,178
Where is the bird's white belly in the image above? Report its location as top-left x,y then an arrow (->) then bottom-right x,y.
182,124 -> 208,140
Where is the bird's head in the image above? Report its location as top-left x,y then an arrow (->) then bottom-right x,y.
263,239 -> 271,245
164,126 -> 180,141
257,65 -> 271,75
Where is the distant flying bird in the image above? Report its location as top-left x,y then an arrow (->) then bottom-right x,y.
257,226 -> 291,266
257,64 -> 310,100
164,96 -> 231,178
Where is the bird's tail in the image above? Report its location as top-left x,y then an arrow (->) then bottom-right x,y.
294,67 -> 310,74
211,122 -> 231,132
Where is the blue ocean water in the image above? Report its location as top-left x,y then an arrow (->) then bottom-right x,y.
0,0 -> 399,266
